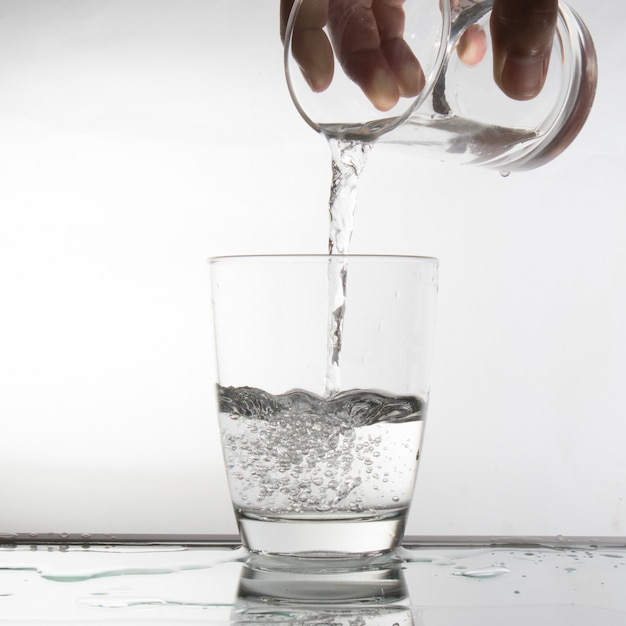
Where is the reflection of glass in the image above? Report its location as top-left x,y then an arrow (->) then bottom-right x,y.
284,0 -> 597,170
232,553 -> 416,626
210,255 -> 438,558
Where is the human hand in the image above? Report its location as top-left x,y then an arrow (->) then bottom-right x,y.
280,0 -> 558,110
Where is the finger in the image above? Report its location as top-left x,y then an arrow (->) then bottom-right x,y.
281,0 -> 334,92
328,0 -> 400,111
490,0 -> 558,100
456,24 -> 487,66
372,0 -> 425,97
449,0 -> 487,66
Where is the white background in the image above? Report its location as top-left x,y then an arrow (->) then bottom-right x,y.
1,0 -> 625,538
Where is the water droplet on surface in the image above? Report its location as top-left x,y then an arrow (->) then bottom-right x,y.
453,566 -> 511,579
500,170 -> 511,178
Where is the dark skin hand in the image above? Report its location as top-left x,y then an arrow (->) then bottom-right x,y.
280,0 -> 558,110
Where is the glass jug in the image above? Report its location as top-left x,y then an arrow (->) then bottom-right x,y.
284,0 -> 598,171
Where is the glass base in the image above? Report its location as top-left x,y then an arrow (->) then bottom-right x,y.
237,513 -> 407,558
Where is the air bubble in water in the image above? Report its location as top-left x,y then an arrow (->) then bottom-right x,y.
218,385 -> 424,516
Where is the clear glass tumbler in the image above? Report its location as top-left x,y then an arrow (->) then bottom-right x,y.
210,255 -> 438,558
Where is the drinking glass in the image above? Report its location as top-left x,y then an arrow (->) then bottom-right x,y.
210,255 -> 438,557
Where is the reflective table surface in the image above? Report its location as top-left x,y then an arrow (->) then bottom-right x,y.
1,536 -> 626,624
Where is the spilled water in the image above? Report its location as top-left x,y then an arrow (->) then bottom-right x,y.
1,542 -> 625,623
452,566 -> 511,578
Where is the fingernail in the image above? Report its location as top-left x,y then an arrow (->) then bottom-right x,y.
500,55 -> 549,101
367,67 -> 399,112
398,59 -> 425,98
300,67 -> 320,92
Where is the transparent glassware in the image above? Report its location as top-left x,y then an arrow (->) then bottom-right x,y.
284,0 -> 598,170
209,255 -> 438,558
284,0 -> 451,140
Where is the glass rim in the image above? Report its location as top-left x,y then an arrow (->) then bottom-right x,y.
283,0 -> 452,141
208,253 -> 438,265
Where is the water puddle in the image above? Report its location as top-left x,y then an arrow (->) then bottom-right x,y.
42,566 -> 199,583
2,543 -> 626,623
77,595 -> 235,609
453,566 -> 511,579
0,545 -> 248,584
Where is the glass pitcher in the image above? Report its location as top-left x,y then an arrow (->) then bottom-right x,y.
284,0 -> 598,171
